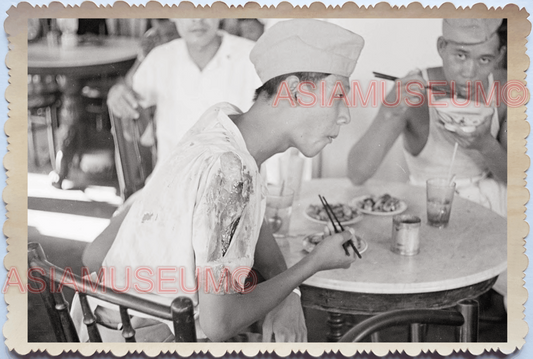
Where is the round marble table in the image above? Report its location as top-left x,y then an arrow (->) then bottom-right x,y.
28,37 -> 139,184
28,37 -> 139,76
280,178 -> 507,341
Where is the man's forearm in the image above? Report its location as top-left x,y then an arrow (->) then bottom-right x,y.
480,137 -> 507,183
253,221 -> 288,280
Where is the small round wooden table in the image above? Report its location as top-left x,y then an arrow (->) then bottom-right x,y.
28,37 -> 139,183
280,179 -> 507,341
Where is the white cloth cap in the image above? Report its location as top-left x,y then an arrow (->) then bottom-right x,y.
250,19 -> 364,83
443,18 -> 503,45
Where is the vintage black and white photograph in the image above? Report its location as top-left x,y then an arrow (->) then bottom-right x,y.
3,2 -> 529,356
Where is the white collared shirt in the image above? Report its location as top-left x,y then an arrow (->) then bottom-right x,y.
132,31 -> 261,162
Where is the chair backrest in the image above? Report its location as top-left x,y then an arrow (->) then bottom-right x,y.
28,242 -> 196,342
339,301 -> 479,343
110,110 -> 157,200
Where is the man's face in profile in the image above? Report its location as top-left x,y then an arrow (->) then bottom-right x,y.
438,34 -> 503,97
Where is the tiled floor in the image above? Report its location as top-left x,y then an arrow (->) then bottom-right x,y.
27,168 -> 507,343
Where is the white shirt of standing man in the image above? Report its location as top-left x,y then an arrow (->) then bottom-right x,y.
133,19 -> 261,163
107,19 -> 261,164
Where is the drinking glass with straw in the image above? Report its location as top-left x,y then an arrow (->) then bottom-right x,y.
266,181 -> 294,237
426,142 -> 458,228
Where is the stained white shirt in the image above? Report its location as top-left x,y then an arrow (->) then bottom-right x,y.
132,31 -> 261,162
102,103 -> 267,338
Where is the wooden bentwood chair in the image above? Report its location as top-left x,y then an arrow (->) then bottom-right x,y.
28,242 -> 196,342
339,300 -> 479,342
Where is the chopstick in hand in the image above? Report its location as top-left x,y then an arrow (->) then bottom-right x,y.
318,195 -> 340,232
321,195 -> 344,232
372,71 -> 458,98
318,195 -> 362,259
373,72 -> 398,81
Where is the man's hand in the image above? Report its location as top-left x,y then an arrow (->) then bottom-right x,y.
436,112 -> 494,152
309,230 -> 358,271
107,80 -> 141,121
381,70 -> 427,122
262,292 -> 307,342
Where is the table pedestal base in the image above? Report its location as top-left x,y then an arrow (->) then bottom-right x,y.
303,277 -> 496,342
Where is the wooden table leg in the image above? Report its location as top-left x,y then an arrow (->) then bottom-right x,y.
55,75 -> 85,183
326,312 -> 345,342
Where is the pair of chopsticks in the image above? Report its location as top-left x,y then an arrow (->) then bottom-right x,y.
372,71 -> 458,98
318,195 -> 362,259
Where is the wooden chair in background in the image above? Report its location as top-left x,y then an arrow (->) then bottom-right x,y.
109,110 -> 157,201
28,242 -> 196,342
28,74 -> 60,169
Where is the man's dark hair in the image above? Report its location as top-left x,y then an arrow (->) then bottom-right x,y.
497,19 -> 507,69
253,72 -> 331,101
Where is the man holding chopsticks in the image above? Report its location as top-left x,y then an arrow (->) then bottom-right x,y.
348,18 -> 507,217
84,19 -> 364,342
347,18 -> 507,305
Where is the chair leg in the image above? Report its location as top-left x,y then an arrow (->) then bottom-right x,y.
119,306 -> 136,342
32,274 -> 68,342
45,106 -> 57,170
78,293 -> 103,342
370,331 -> 381,342
457,299 -> 479,342
409,323 -> 425,342
27,119 -> 38,167
52,291 -> 80,342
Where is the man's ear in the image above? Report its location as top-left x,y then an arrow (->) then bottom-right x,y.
497,45 -> 507,65
285,75 -> 300,100
437,36 -> 447,59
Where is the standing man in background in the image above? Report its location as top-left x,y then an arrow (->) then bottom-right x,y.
106,18 -> 261,165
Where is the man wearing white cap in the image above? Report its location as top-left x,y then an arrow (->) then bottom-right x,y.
349,19 -> 507,215
347,19 -> 507,304
96,19 -> 365,342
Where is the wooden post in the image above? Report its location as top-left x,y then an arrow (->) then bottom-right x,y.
28,243 -> 67,342
119,306 -> 136,342
78,292 -> 102,342
171,297 -> 196,342
327,312 -> 345,342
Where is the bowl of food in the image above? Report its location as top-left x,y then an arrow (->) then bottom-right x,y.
302,231 -> 368,254
433,98 -> 494,133
304,203 -> 363,225
352,194 -> 407,216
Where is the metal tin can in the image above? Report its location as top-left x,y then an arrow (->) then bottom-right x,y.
391,214 -> 421,256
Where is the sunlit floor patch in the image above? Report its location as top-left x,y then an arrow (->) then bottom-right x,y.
28,209 -> 110,243
27,172 -> 122,206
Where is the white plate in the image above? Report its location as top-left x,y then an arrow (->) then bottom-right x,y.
351,195 -> 407,216
304,204 -> 364,226
302,232 -> 368,254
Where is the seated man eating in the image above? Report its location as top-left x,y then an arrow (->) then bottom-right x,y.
74,19 -> 365,342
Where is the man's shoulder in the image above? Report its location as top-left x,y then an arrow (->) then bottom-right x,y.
492,68 -> 507,85
426,67 -> 446,81
143,38 -> 185,60
222,32 -> 256,55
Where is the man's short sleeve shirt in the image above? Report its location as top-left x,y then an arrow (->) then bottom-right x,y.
103,102 -> 266,305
